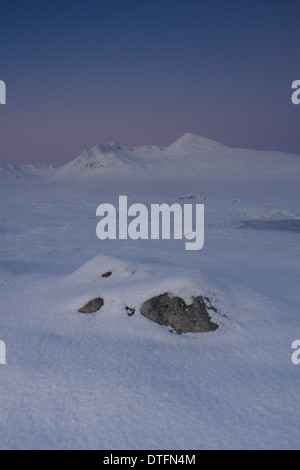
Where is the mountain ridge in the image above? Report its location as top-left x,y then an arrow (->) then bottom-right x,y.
1,133 -> 299,181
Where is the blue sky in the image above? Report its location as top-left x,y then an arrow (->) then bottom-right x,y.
0,0 -> 299,164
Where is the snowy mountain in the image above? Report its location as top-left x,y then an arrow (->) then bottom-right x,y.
1,133 -> 299,182
166,132 -> 227,153
49,132 -> 300,182
56,142 -> 163,177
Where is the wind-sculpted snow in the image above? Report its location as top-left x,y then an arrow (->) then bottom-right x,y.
0,134 -> 300,449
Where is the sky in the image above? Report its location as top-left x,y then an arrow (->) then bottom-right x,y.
0,0 -> 299,164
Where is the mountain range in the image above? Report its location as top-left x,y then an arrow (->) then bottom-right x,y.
1,133 -> 299,181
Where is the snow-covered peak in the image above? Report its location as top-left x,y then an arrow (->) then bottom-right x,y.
92,143 -> 124,153
57,133 -> 228,176
62,144 -> 135,171
57,141 -> 164,176
167,132 -> 227,153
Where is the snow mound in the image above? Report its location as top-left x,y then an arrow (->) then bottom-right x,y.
64,254 -> 219,327
67,255 -> 138,285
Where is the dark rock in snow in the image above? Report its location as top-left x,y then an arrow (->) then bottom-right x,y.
101,271 -> 112,278
140,293 -> 218,333
203,296 -> 218,313
78,297 -> 104,313
125,306 -> 135,316
179,194 -> 196,200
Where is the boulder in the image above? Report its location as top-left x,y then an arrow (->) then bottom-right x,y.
140,293 -> 218,333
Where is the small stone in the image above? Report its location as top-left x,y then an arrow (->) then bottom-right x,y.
78,297 -> 104,313
125,306 -> 135,316
179,194 -> 195,200
101,271 -> 112,278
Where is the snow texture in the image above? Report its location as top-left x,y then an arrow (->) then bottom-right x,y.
0,133 -> 300,449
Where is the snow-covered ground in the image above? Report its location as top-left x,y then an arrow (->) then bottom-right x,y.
0,133 -> 300,449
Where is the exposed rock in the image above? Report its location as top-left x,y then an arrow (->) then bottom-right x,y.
78,297 -> 104,313
140,293 -> 218,333
101,271 -> 112,278
203,296 -> 218,313
125,306 -> 135,316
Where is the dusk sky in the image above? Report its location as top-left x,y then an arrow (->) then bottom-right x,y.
0,0 -> 299,164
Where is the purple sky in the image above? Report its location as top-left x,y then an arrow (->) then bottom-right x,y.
0,0 -> 299,164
